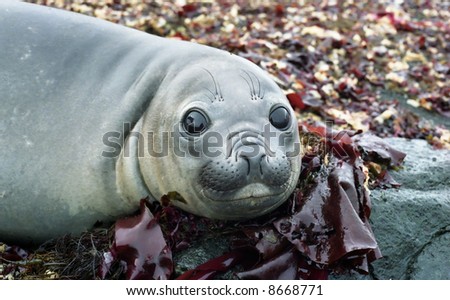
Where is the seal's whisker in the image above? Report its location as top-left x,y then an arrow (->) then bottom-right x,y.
242,70 -> 258,99
217,79 -> 224,102
259,83 -> 265,99
248,72 -> 257,96
241,70 -> 265,100
202,67 -> 224,101
240,74 -> 252,94
255,75 -> 262,98
204,87 -> 215,103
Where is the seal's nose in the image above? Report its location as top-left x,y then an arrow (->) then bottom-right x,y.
238,145 -> 266,178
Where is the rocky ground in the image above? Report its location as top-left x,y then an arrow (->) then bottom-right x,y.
369,138 -> 450,279
1,0 -> 449,280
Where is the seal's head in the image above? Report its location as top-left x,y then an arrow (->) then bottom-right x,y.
125,54 -> 301,220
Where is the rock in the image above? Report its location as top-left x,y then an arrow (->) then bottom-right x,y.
173,235 -> 232,278
369,138 -> 450,279
409,225 -> 450,279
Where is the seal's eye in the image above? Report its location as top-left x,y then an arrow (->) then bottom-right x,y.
269,106 -> 291,130
183,109 -> 208,135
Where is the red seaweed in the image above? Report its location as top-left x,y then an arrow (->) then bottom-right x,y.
100,200 -> 173,280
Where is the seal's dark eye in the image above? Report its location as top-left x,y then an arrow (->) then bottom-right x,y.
183,109 -> 208,135
269,106 -> 291,130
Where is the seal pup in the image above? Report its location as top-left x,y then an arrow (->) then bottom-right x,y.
0,1 -> 301,243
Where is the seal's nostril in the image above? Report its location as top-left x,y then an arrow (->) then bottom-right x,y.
241,156 -> 251,175
259,154 -> 266,175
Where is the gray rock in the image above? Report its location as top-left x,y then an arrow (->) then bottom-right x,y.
408,225 -> 450,280
173,235 -> 231,277
369,138 -> 450,279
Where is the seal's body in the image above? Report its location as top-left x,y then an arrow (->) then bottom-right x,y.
0,1 -> 300,243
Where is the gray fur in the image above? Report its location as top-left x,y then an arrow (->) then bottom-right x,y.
0,1 -> 300,243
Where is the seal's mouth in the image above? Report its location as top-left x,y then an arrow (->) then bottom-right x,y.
202,182 -> 287,202
175,169 -> 299,221
192,182 -> 293,220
